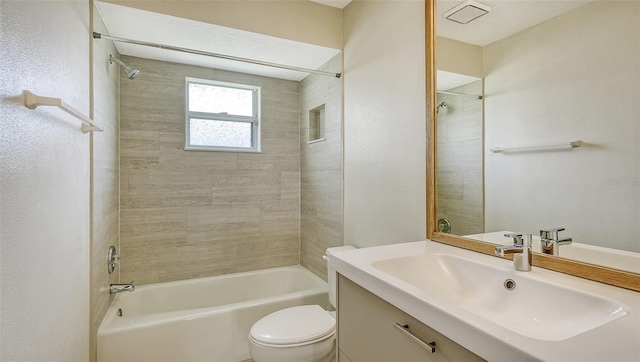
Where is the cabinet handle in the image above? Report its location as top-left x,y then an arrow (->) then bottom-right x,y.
393,322 -> 436,353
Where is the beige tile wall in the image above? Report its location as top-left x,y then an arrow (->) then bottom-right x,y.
119,57 -> 300,285
436,80 -> 484,236
300,54 -> 344,280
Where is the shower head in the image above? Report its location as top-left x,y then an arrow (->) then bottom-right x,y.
109,55 -> 140,80
437,101 -> 447,113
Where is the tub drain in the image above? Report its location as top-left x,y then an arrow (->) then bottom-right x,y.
503,279 -> 516,290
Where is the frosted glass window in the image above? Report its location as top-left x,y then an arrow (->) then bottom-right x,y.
188,83 -> 254,116
189,119 -> 252,148
185,77 -> 260,152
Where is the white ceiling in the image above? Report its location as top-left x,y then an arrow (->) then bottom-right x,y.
436,0 -> 592,90
95,1 -> 342,81
437,0 -> 591,46
97,0 -> 592,84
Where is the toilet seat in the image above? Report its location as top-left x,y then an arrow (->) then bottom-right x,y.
250,305 -> 335,348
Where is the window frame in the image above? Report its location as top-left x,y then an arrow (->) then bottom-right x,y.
184,77 -> 261,153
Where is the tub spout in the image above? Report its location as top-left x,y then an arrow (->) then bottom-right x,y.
110,282 -> 135,294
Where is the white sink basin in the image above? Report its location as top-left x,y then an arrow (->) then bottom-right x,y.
329,240 -> 640,361
372,252 -> 628,341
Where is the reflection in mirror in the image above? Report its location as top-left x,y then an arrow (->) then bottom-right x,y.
435,0 -> 639,275
436,70 -> 483,236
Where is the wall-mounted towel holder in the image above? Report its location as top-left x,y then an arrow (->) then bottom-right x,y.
490,140 -> 582,153
23,90 -> 103,133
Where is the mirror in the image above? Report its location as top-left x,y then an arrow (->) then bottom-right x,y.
429,0 -> 639,289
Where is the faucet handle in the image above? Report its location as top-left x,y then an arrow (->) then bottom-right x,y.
504,233 -> 532,247
540,227 -> 566,240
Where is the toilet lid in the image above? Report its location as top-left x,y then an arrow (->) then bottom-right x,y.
250,305 -> 335,346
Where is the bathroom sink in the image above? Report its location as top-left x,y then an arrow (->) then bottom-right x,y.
372,253 -> 628,341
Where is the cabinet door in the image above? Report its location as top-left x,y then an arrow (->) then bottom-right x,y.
337,275 -> 484,362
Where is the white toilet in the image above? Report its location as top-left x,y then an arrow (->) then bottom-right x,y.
248,246 -> 355,362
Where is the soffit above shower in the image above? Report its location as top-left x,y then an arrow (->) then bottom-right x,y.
310,0 -> 352,9
95,1 -> 341,81
437,0 -> 593,46
437,70 -> 480,92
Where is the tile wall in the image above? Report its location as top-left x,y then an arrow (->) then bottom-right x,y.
300,54 -> 343,280
436,80 -> 484,236
119,57 -> 301,285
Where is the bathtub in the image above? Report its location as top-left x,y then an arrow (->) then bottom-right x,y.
97,266 -> 330,362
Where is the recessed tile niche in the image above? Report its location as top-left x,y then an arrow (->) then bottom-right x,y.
308,104 -> 326,143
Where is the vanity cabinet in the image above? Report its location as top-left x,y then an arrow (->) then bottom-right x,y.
337,274 -> 484,362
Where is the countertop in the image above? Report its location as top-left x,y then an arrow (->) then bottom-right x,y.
329,240 -> 640,362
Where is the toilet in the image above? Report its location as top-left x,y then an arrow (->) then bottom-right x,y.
248,246 -> 355,362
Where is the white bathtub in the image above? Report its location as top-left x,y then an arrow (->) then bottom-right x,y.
97,266 -> 330,362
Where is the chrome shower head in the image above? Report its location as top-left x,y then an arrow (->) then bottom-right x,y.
437,101 -> 447,113
109,55 -> 140,80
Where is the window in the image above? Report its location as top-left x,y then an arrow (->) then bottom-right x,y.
185,77 -> 261,152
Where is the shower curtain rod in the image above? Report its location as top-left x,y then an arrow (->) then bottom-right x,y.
93,32 -> 341,78
437,90 -> 482,99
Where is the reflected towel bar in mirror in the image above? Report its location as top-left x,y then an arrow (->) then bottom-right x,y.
490,140 -> 582,154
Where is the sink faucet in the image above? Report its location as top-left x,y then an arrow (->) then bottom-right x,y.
540,227 -> 572,256
109,282 -> 135,294
495,233 -> 532,272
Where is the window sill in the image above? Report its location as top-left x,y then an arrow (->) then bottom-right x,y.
184,145 -> 262,153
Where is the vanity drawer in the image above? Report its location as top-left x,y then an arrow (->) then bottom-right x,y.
337,274 -> 484,362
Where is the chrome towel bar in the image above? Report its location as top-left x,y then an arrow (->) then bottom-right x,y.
490,140 -> 582,153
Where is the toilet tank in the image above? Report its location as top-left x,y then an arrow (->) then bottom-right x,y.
325,246 -> 356,307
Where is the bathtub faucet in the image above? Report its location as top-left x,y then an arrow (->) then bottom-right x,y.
109,282 -> 135,294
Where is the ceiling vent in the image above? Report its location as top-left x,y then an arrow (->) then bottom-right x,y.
443,0 -> 491,24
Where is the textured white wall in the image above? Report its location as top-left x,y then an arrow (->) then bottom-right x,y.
484,1 -> 640,252
343,0 -> 426,247
0,1 -> 91,360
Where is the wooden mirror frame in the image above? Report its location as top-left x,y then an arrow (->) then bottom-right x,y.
424,0 -> 640,292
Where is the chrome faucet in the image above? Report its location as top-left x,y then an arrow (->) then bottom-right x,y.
540,227 -> 572,256
495,233 -> 532,272
109,282 -> 135,294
